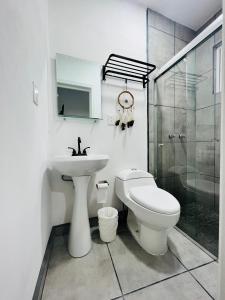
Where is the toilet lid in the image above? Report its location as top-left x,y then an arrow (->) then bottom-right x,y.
130,186 -> 180,215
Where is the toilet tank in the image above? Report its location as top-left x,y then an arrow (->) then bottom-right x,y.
115,169 -> 157,202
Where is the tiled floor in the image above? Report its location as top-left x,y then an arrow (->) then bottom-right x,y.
42,227 -> 217,300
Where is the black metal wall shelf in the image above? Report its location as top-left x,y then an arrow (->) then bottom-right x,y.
102,54 -> 156,88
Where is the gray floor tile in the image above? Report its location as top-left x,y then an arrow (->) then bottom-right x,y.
168,229 -> 213,269
108,231 -> 185,294
191,261 -> 218,299
42,236 -> 121,300
124,273 -> 212,300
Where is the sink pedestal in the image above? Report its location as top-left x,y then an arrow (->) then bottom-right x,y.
51,154 -> 109,257
68,175 -> 91,257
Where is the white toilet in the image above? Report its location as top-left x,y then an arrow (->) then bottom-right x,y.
115,169 -> 180,255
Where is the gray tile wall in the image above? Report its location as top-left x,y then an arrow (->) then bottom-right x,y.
147,9 -> 196,176
195,29 -> 222,185
148,10 -> 196,71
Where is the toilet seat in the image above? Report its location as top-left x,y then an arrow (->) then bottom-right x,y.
130,186 -> 180,215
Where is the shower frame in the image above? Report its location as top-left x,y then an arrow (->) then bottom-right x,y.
155,15 -> 223,81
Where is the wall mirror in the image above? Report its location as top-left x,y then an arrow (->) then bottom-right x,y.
56,53 -> 102,119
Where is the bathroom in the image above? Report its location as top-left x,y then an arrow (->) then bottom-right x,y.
1,0 -> 225,299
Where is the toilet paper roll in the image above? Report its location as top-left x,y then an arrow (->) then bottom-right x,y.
96,182 -> 109,204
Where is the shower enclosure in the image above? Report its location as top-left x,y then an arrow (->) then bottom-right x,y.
153,23 -> 222,256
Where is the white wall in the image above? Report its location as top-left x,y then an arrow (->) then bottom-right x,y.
48,0 -> 148,224
0,1 -> 51,299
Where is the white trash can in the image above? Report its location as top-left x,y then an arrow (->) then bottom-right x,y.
98,207 -> 118,242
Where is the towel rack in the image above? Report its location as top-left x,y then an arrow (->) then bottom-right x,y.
102,54 -> 156,88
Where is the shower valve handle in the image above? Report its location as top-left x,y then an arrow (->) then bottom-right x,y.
168,134 -> 175,139
158,144 -> 164,148
179,133 -> 186,139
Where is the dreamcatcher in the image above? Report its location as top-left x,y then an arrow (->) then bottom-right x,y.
115,83 -> 135,130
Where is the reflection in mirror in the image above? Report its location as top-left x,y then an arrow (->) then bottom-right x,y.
56,53 -> 102,119
58,84 -> 91,118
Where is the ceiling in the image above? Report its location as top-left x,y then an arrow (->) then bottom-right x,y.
130,0 -> 222,30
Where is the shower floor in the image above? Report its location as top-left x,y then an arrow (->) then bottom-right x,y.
177,191 -> 219,257
158,176 -> 219,257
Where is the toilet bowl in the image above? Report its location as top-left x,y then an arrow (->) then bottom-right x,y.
115,169 -> 180,255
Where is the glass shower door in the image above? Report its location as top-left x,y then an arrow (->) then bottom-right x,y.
173,51 -> 197,241
154,28 -> 221,256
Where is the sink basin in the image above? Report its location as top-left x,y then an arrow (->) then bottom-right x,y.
51,154 -> 109,258
52,154 -> 109,177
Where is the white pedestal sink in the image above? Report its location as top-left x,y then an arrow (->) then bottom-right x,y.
51,155 -> 109,257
